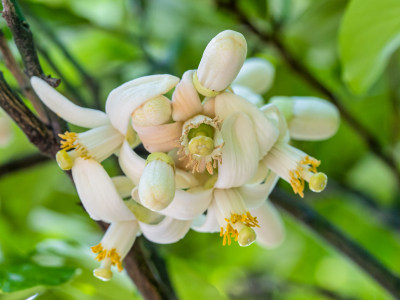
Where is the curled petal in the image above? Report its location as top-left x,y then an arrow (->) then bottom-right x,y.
160,187 -> 213,220
172,70 -> 203,121
139,217 -> 191,244
215,112 -> 259,189
192,200 -> 220,233
118,140 -> 145,185
238,171 -> 279,208
215,92 -> 279,158
72,158 -> 135,223
134,122 -> 182,152
233,58 -> 275,94
260,103 -> 290,142
31,77 -> 109,128
250,201 -> 285,248
105,75 -> 179,135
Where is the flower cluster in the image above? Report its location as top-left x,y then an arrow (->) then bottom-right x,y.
30,30 -> 339,281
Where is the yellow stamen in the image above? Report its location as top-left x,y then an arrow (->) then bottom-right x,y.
59,131 -> 77,151
220,212 -> 259,246
91,243 -> 124,272
289,156 -> 323,197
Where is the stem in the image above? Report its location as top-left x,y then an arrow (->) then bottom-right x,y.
270,188 -> 400,299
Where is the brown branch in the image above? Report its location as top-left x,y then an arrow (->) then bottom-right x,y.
270,188 -> 400,299
0,29 -> 48,120
0,72 -> 59,156
217,0 -> 400,185
0,152 -> 50,178
1,0 -> 59,87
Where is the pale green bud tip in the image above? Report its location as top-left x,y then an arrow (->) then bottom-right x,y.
309,172 -> 327,192
238,226 -> 257,247
204,174 -> 218,189
93,268 -> 113,281
188,136 -> 214,156
270,97 -> 294,121
146,152 -> 175,171
56,150 -> 73,170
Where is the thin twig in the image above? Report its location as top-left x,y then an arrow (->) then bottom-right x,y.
270,188 -> 400,299
0,152 -> 50,178
0,29 -> 47,120
216,0 -> 400,185
1,0 -> 59,87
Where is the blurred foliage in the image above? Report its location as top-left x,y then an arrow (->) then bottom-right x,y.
0,0 -> 399,299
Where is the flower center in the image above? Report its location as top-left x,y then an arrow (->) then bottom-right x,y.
219,212 -> 259,246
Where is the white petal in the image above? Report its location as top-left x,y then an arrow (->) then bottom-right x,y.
118,140 -> 145,185
215,92 -> 279,158
214,112 -> 259,189
30,77 -> 109,128
171,70 -> 203,121
175,168 -> 199,189
192,200 -> 220,233
160,187 -> 213,220
250,201 -> 285,248
238,171 -> 279,208
105,75 -> 179,135
233,58 -> 275,94
72,158 -> 135,222
133,122 -> 182,153
139,217 -> 191,244
260,103 -> 290,142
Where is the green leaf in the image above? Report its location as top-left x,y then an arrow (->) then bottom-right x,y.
0,263 -> 76,293
339,0 -> 400,94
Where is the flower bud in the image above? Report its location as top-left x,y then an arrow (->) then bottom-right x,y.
270,96 -> 340,141
196,30 -> 247,95
138,153 -> 176,211
234,58 -> 275,94
131,95 -> 172,127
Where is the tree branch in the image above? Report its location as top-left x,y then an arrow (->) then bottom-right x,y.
1,0 -> 59,87
0,152 -> 50,178
270,188 -> 400,299
0,29 -> 48,120
216,0 -> 400,185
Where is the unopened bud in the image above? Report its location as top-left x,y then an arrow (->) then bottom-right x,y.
271,96 -> 339,141
132,95 -> 172,127
196,30 -> 247,95
138,153 -> 176,211
234,57 -> 275,94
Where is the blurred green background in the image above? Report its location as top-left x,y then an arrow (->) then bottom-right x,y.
0,0 -> 400,299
